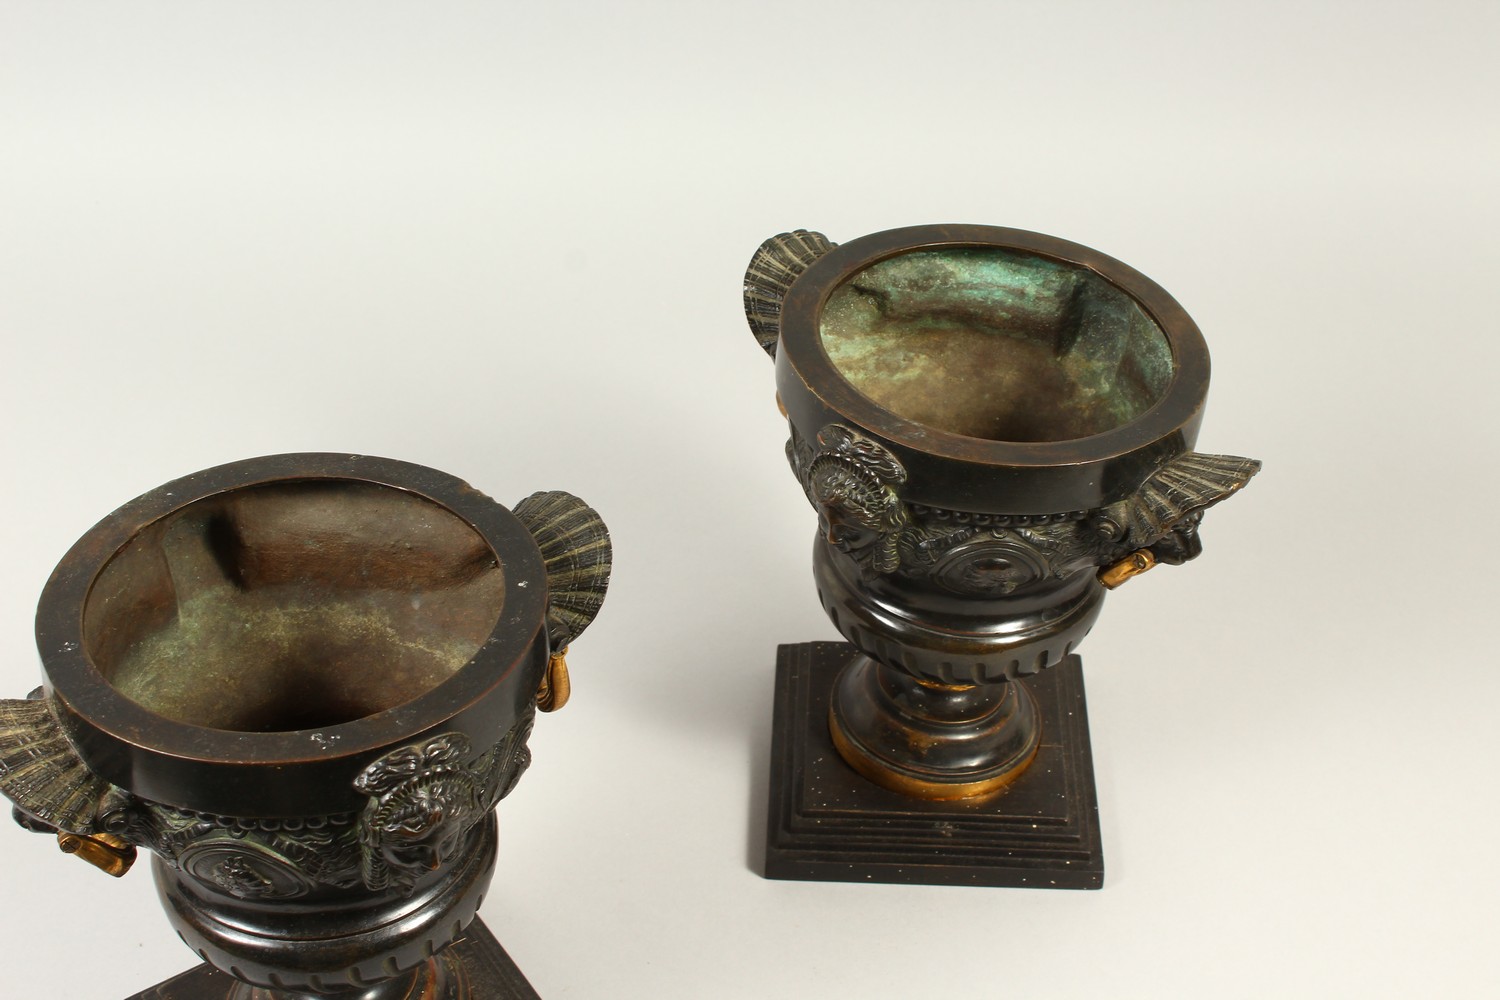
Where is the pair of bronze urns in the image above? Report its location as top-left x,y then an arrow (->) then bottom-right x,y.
0,225 -> 1258,999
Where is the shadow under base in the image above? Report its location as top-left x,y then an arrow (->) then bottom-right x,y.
125,918 -> 541,999
764,642 -> 1103,889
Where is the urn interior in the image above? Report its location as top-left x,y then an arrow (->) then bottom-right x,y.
82,481 -> 505,733
819,247 -> 1175,442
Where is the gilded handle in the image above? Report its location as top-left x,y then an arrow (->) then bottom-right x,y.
57,831 -> 136,877
536,649 -> 572,713
1098,549 -> 1158,589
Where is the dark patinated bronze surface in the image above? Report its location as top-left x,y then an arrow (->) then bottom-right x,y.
766,642 -> 1101,888
745,225 -> 1258,886
0,453 -> 611,998
126,918 -> 541,1000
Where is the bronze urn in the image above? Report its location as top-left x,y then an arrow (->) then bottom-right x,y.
0,453 -> 610,998
745,224 -> 1259,887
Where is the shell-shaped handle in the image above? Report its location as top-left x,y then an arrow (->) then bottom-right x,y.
1095,451 -> 1261,578
743,230 -> 836,358
0,697 -> 111,838
512,491 -> 612,648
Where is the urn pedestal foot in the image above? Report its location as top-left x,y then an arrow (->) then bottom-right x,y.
828,654 -> 1042,800
764,642 -> 1103,889
124,919 -> 541,1000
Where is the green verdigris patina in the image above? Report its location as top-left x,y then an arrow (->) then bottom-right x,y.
819,248 -> 1175,442
83,481 -> 505,732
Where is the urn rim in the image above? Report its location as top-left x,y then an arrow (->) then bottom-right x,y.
32,453 -> 549,816
776,224 -> 1213,513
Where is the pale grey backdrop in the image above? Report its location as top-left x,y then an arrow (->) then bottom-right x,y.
2,2 -> 1496,997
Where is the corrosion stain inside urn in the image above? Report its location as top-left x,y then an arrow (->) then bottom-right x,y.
819,247 -> 1176,442
81,481 -> 505,732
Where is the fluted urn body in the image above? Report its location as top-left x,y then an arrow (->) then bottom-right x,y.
746,225 -> 1259,800
0,453 -> 610,999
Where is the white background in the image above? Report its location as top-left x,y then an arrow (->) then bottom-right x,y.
2,2 -> 1497,997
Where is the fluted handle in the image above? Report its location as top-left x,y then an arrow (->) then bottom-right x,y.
743,230 -> 836,358
0,696 -> 106,835
0,695 -> 137,875
1095,450 -> 1262,586
511,491 -> 612,649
